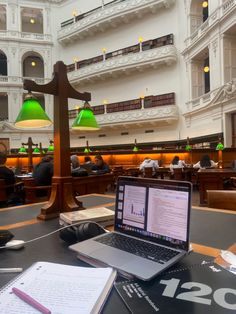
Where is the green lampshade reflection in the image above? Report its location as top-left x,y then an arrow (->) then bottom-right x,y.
133,146 -> 139,152
216,142 -> 224,150
33,147 -> 40,154
18,146 -> 27,154
72,104 -> 100,130
15,94 -> 52,128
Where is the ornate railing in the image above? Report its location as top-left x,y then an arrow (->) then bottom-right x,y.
0,30 -> 52,42
69,93 -> 175,119
58,0 -> 175,44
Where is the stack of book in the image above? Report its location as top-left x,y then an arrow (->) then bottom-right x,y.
59,207 -> 115,228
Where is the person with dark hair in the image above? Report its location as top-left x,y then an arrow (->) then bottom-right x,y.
70,155 -> 88,177
92,154 -> 110,174
170,155 -> 186,173
193,154 -> 218,169
0,152 -> 15,186
81,156 -> 94,174
0,152 -> 24,206
33,155 -> 54,186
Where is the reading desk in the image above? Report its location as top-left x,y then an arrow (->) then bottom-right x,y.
0,194 -> 235,313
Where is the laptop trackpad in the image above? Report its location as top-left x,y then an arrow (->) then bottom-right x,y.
90,247 -> 131,267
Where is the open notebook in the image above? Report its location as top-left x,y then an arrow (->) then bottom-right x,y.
70,176 -> 192,281
0,261 -> 116,314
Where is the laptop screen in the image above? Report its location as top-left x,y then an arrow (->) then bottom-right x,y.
115,176 -> 192,251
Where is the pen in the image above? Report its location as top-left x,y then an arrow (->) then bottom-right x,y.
0,268 -> 23,273
12,287 -> 51,314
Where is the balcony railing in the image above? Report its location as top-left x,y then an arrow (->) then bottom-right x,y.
0,76 -> 49,86
0,30 -> 52,42
67,34 -> 174,72
67,35 -> 177,83
69,93 -> 177,128
58,0 -> 175,44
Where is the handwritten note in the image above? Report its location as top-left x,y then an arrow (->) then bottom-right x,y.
0,262 -> 116,314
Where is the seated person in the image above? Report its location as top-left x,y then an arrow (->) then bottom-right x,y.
139,157 -> 159,176
91,154 -> 110,174
193,154 -> 218,169
0,152 -> 16,204
170,156 -> 186,173
70,155 -> 88,177
0,152 -> 15,187
81,156 -> 95,174
33,155 -> 53,186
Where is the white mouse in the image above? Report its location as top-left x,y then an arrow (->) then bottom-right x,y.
5,240 -> 25,250
221,250 -> 236,266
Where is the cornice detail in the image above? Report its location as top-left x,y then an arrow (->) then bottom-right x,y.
58,0 -> 175,44
68,45 -> 177,84
94,105 -> 179,129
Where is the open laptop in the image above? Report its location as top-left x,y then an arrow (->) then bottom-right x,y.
70,176 -> 192,280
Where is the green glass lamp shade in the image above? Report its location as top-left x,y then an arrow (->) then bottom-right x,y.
185,144 -> 191,151
216,142 -> 224,150
15,96 -> 52,128
18,146 -> 27,154
47,144 -> 54,152
72,106 -> 100,131
84,147 -> 92,153
33,147 -> 40,154
133,146 -> 139,152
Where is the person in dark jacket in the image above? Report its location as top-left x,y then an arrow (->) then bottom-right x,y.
33,155 -> 54,186
92,154 -> 110,174
0,152 -> 15,196
70,155 -> 88,177
81,156 -> 94,174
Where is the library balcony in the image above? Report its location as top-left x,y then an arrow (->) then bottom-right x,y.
69,93 -> 178,130
58,0 -> 175,45
67,36 -> 177,84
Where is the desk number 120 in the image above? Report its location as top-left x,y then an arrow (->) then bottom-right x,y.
159,278 -> 236,310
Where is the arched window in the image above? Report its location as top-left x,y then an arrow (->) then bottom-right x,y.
0,51 -> 7,76
22,54 -> 44,78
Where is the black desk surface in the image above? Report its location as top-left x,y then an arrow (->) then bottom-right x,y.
0,194 -> 235,313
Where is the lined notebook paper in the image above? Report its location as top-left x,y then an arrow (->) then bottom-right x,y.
0,261 -> 116,314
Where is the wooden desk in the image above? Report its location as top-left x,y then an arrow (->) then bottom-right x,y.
197,168 -> 236,205
0,195 -> 236,313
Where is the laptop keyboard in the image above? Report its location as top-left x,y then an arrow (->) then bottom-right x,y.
95,233 -> 179,264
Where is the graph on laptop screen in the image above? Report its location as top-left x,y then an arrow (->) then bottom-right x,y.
115,178 -> 191,250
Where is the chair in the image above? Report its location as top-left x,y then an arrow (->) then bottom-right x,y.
172,168 -> 184,180
207,190 -> 236,211
143,167 -> 153,178
111,166 -> 124,191
0,179 -> 24,207
23,178 -> 52,204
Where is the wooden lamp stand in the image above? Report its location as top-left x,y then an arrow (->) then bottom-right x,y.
24,61 -> 91,220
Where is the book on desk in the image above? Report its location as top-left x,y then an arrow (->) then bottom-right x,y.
59,206 -> 115,227
0,261 -> 116,314
115,261 -> 236,314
